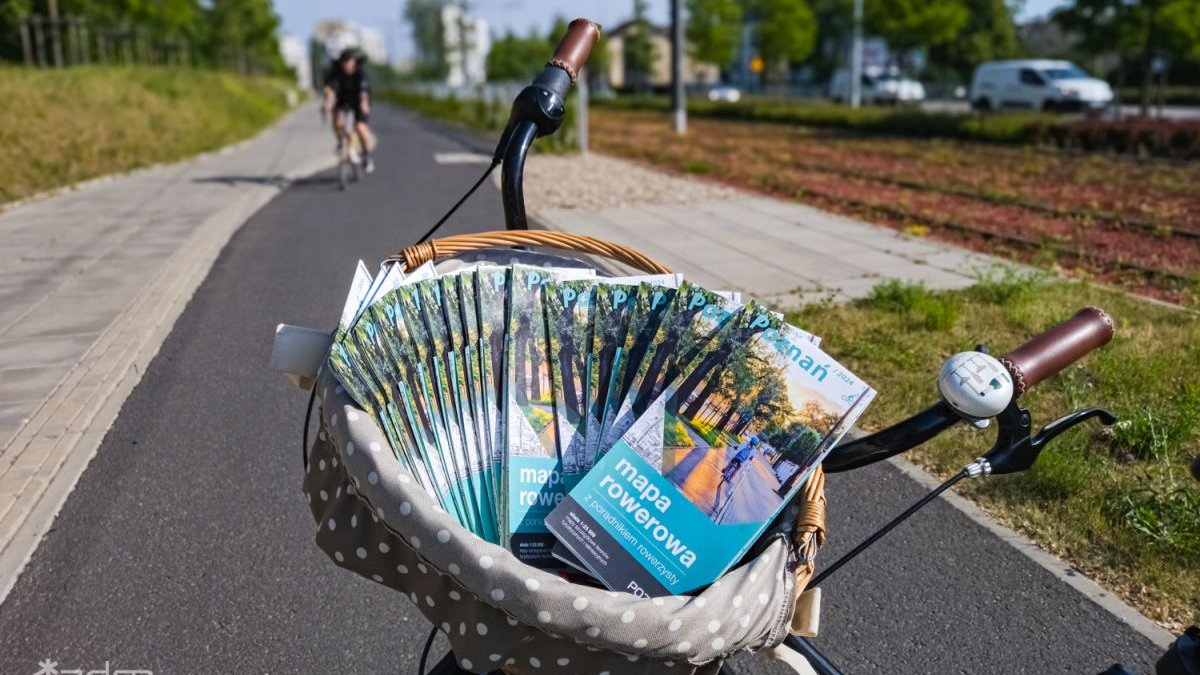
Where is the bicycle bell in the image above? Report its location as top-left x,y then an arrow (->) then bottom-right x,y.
937,351 -> 1014,420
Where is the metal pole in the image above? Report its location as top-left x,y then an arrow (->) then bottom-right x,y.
79,19 -> 90,65
19,19 -> 33,66
33,17 -> 46,68
849,0 -> 863,108
48,0 -> 63,68
670,0 -> 686,134
578,66 -> 589,158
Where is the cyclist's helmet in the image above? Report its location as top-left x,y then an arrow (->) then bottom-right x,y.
750,437 -> 760,446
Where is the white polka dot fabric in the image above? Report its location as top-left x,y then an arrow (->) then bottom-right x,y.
304,371 -> 805,674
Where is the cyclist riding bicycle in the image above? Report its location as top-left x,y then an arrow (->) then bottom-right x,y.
724,436 -> 760,482
322,48 -> 374,174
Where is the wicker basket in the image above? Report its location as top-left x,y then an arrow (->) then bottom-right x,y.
304,230 -> 827,674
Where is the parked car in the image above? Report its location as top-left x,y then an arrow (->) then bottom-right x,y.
828,68 -> 925,105
969,60 -> 1113,112
707,85 -> 742,103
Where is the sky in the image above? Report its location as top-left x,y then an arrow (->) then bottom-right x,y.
274,0 -> 1069,61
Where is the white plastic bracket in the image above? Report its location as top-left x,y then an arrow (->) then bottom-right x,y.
269,324 -> 332,390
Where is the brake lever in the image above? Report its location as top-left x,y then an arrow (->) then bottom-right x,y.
968,401 -> 1117,477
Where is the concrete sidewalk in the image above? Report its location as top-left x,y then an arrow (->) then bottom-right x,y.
524,154 -> 998,308
0,101 -> 333,600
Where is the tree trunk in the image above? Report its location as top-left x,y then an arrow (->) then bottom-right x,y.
559,335 -> 580,416
675,340 -> 734,410
528,323 -> 542,403
514,315 -> 530,405
715,404 -> 738,432
1140,6 -> 1157,117
682,373 -> 720,420
641,304 -> 705,405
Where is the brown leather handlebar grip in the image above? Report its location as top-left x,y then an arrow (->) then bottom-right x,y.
999,307 -> 1115,397
548,18 -> 601,82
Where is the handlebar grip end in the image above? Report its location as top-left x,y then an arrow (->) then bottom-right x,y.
1001,306 -> 1115,397
548,18 -> 601,82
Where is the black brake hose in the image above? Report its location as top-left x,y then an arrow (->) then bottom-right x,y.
418,625 -> 437,674
809,468 -> 969,588
302,159 -> 498,472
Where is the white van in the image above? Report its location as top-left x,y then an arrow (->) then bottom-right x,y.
969,60 -> 1113,112
829,67 -> 925,105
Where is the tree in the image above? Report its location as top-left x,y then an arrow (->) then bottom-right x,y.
753,0 -> 818,77
405,0 -> 448,80
487,28 -> 547,81
773,424 -> 822,494
204,0 -> 285,73
686,0 -> 743,68
866,0 -> 969,51
1057,0 -> 1200,115
625,0 -> 659,92
929,0 -> 1021,81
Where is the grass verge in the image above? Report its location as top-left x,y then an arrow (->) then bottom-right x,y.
791,270 -> 1199,629
0,66 -> 296,205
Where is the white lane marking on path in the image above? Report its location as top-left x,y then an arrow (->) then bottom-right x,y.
434,152 -> 492,165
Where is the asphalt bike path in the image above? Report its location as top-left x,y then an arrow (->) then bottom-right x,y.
0,106 -> 1163,674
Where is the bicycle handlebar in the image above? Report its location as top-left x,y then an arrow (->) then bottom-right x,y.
824,306 -> 1116,473
547,18 -> 601,83
1000,307 -> 1115,397
498,18 -> 601,229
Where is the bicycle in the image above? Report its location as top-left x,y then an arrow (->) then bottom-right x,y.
298,19 -> 1195,675
331,105 -> 371,191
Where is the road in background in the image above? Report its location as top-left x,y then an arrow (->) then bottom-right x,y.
0,106 -> 1164,674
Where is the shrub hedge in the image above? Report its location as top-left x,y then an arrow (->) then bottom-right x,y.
598,97 -> 1200,160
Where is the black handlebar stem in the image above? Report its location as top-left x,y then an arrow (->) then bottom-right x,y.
495,66 -> 573,230
823,401 -> 962,473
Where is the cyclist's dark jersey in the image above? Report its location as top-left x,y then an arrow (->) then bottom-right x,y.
324,63 -> 369,108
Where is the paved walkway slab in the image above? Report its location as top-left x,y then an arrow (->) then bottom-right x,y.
537,195 -> 999,307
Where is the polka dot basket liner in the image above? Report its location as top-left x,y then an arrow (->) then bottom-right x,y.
303,237 -> 828,675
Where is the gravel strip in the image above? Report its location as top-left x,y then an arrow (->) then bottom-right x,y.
520,152 -> 741,212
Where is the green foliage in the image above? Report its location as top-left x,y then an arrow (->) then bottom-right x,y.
0,66 -> 292,205
379,90 -> 580,154
520,403 -> 553,433
1056,0 -> 1200,113
1106,470 -> 1200,555
1109,385 -> 1200,461
404,0 -> 448,79
663,414 -> 696,447
0,0 -> 285,72
865,0 -> 969,51
487,29 -> 550,81
686,0 -> 743,68
597,96 -> 1200,159
690,417 -> 733,447
928,0 -> 1021,82
971,266 -> 1049,305
866,280 -> 962,330
753,0 -> 818,75
774,425 -> 821,465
